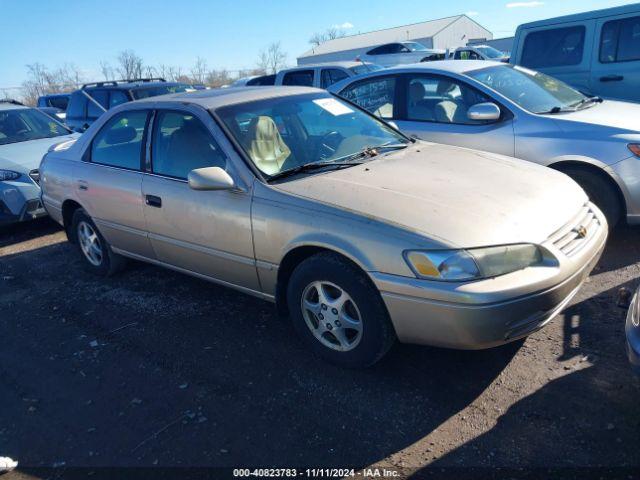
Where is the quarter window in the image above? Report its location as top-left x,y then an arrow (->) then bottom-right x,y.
91,111 -> 148,170
151,111 -> 226,179
406,76 -> 490,124
600,16 -> 640,63
340,76 -> 396,119
282,70 -> 315,87
521,26 -> 586,68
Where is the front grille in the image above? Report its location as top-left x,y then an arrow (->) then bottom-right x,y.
29,169 -> 40,185
548,204 -> 601,257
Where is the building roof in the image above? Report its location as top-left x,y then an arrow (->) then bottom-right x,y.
299,14 -> 484,59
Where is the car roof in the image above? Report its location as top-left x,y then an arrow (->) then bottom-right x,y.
381,59 -> 503,75
0,101 -> 29,111
286,61 -> 374,70
83,80 -> 187,91
130,86 -> 323,109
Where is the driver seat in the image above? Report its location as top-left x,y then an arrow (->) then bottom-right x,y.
244,116 -> 291,175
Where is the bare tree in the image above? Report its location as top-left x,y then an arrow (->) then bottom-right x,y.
205,69 -> 232,88
190,57 -> 208,84
20,63 -> 84,105
115,50 -> 144,80
309,27 -> 345,46
257,42 -> 287,74
99,61 -> 114,80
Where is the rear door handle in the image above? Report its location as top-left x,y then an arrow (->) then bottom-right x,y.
145,194 -> 162,208
78,180 -> 88,191
600,74 -> 624,82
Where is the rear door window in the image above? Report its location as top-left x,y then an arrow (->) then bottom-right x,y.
600,16 -> 640,63
521,26 -> 586,68
87,90 -> 109,119
282,70 -> 315,87
320,69 -> 349,88
340,76 -> 396,119
91,110 -> 148,170
67,92 -> 87,118
109,90 -> 130,108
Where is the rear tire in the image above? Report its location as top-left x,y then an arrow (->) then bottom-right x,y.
287,252 -> 396,368
71,209 -> 126,276
559,166 -> 622,228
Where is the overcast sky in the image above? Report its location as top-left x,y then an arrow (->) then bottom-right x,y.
0,0 -> 632,89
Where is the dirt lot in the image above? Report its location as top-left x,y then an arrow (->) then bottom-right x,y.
0,218 -> 639,479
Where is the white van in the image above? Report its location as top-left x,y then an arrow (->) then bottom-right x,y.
511,3 -> 640,102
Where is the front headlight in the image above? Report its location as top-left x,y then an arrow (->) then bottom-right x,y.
405,244 -> 542,281
0,170 -> 21,181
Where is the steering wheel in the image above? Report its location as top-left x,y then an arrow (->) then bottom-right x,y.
317,131 -> 343,160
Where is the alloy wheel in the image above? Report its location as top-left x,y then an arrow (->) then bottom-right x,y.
301,281 -> 363,352
77,221 -> 103,267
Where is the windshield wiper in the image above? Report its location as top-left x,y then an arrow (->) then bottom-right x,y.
537,106 -> 575,115
572,96 -> 604,110
268,159 -> 364,181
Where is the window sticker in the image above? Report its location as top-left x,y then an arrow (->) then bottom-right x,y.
313,98 -> 354,116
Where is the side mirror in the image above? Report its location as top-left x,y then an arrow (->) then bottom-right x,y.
467,102 -> 501,122
188,166 -> 235,191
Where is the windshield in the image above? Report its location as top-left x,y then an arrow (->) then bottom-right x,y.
0,108 -> 70,146
216,93 -> 409,177
467,64 -> 587,114
404,42 -> 427,52
131,83 -> 190,99
475,46 -> 506,59
349,64 -> 384,75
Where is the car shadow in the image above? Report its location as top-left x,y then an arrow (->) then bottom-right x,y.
411,276 -> 640,478
0,241 -> 519,470
0,217 -> 62,248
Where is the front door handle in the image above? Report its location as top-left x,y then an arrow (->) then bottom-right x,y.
145,195 -> 162,208
78,180 -> 88,191
600,74 -> 624,82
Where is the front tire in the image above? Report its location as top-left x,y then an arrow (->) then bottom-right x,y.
560,166 -> 622,228
71,209 -> 126,276
287,252 -> 396,368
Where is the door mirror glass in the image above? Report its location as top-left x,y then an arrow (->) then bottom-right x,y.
188,167 -> 235,191
467,102 -> 501,122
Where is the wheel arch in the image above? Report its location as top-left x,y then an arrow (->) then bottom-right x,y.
548,159 -> 627,217
61,199 -> 84,243
275,244 -> 373,317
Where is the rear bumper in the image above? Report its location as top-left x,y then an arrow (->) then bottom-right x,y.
626,287 -> 640,374
372,204 -> 608,349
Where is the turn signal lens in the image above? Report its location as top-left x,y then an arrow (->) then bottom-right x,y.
628,144 -> 640,157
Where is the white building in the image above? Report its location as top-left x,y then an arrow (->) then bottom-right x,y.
298,14 -> 493,65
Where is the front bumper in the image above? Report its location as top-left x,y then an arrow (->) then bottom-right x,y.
626,286 -> 640,374
0,178 -> 46,226
373,203 -> 608,349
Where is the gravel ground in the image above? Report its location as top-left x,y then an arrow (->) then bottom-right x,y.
0,218 -> 639,479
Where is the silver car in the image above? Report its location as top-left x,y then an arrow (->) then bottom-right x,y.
40,87 -> 607,367
329,60 -> 640,227
0,101 -> 78,226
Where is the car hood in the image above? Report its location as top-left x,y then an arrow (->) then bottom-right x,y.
274,143 -> 587,248
551,100 -> 640,135
0,134 -> 78,172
